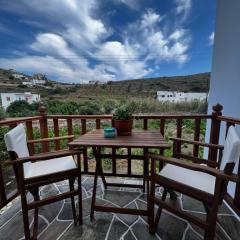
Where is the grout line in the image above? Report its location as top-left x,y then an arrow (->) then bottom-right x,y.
0,209 -> 21,230
56,221 -> 74,240
104,214 -> 115,240
216,222 -> 232,240
188,224 -> 204,239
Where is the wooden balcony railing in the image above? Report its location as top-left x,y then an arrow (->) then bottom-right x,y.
0,104 -> 239,216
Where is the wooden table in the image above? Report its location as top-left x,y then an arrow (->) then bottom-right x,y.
69,129 -> 169,219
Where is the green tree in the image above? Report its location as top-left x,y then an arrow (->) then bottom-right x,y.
0,107 -> 6,120
6,100 -> 37,117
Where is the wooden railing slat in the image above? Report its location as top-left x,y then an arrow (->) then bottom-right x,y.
67,119 -> 73,143
193,118 -> 201,157
176,118 -> 183,154
96,119 -> 101,129
26,121 -> 35,155
53,119 -> 60,150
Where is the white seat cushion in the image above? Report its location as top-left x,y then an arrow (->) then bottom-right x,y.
159,164 -> 216,195
24,156 -> 77,179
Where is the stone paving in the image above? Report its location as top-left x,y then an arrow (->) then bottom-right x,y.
0,177 -> 239,240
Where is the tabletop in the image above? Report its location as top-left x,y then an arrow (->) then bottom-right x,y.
68,129 -> 170,149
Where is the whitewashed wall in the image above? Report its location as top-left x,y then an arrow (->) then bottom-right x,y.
206,0 -> 240,197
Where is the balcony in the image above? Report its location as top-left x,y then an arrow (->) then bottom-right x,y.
0,105 -> 240,239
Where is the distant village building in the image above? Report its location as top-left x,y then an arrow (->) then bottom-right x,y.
156,91 -> 207,103
33,73 -> 47,80
12,73 -> 26,80
0,92 -> 40,110
22,79 -> 46,86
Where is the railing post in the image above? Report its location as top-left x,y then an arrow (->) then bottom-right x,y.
38,106 -> 49,152
208,104 -> 223,162
176,118 -> 183,154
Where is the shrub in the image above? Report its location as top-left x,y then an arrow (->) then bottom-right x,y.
6,100 -> 37,117
112,104 -> 135,120
0,107 -> 6,120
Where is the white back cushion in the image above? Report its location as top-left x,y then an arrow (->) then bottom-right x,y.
4,124 -> 30,173
220,126 -> 240,170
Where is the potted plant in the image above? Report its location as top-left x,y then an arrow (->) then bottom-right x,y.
112,104 -> 134,136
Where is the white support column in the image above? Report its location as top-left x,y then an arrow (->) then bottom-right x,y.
206,0 -> 240,197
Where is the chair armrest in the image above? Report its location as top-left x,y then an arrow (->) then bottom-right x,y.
5,149 -> 82,166
146,153 -> 238,182
170,137 -> 224,150
27,135 -> 74,144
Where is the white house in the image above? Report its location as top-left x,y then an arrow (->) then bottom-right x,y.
22,79 -> 46,86
0,92 -> 40,110
156,91 -> 207,103
12,73 -> 26,80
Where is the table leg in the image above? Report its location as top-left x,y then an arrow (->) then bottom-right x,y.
143,148 -> 149,197
92,147 -> 107,189
90,161 -> 98,220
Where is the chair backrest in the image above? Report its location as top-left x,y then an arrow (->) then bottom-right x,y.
4,124 -> 30,174
220,126 -> 240,171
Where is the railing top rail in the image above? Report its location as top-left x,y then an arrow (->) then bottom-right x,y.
134,114 -> 212,119
0,116 -> 43,126
46,115 -> 112,119
47,114 -> 212,120
217,115 -> 240,125
0,114 -> 213,126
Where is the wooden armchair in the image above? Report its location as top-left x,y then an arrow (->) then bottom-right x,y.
4,124 -> 82,240
147,126 -> 240,240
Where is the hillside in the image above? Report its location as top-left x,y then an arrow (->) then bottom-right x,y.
0,69 -> 210,101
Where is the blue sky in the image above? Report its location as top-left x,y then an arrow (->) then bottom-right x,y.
0,0 -> 216,83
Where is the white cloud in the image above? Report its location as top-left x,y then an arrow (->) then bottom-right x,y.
209,32 -> 215,45
0,33 -> 115,82
0,3 -> 192,82
126,11 -> 191,65
1,0 -> 109,51
95,41 -> 151,79
175,0 -> 192,21
117,0 -> 140,10
140,9 -> 164,28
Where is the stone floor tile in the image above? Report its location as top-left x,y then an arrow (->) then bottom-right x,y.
156,211 -> 188,240
59,212 -> 113,240
103,190 -> 140,207
182,195 -> 206,213
132,218 -> 158,240
106,216 -> 129,240
123,230 -> 137,240
58,202 -> 74,221
82,177 -> 102,192
38,219 -> 71,240
38,201 -> 63,223
0,211 -> 33,240
0,200 -> 21,228
184,227 -> 202,240
218,215 -> 240,240
0,177 -> 239,240
117,202 -> 139,226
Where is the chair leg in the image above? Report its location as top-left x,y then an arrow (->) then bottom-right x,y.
148,178 -> 156,234
69,178 -> 77,225
152,188 -> 168,233
32,188 -> 39,240
77,171 -> 82,225
21,190 -> 31,240
204,204 -> 219,240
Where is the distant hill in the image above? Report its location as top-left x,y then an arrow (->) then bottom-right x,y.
0,68 -> 210,101
104,72 -> 210,94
